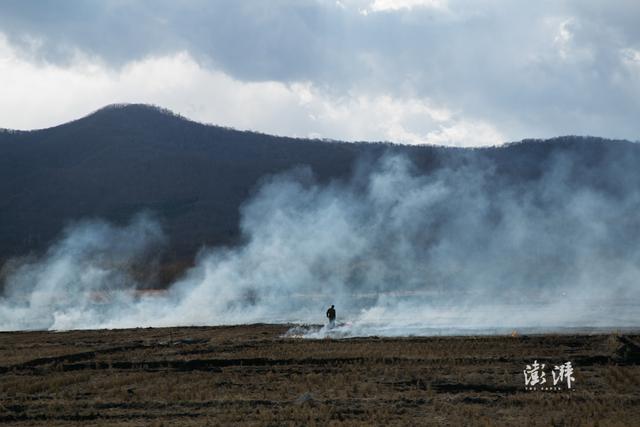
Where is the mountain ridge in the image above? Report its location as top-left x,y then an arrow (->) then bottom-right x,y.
1,103 -> 638,282
5,103 -> 632,148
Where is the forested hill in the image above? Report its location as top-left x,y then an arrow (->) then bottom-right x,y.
0,104 -> 636,269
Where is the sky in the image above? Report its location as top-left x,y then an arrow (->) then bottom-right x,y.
0,0 -> 638,146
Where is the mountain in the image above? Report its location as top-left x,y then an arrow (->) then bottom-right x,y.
0,104 -> 637,280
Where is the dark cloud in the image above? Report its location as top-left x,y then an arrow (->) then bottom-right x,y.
0,0 -> 340,80
0,0 -> 638,141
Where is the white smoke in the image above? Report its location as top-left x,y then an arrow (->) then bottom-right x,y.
0,215 -> 165,330
1,153 -> 639,335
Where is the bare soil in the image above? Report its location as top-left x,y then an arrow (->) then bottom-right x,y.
1,324 -> 639,426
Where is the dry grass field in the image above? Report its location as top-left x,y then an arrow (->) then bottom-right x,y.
1,324 -> 639,426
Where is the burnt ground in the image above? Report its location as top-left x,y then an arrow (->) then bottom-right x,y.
0,324 -> 639,426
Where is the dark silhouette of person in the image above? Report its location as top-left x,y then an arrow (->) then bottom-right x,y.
326,305 -> 336,328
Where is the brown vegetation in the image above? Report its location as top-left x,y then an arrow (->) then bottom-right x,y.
0,325 -> 639,426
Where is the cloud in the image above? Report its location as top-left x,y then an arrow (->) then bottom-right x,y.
358,0 -> 449,14
0,35 -> 502,146
0,1 -> 639,142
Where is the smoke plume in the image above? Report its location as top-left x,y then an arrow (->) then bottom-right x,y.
1,150 -> 639,335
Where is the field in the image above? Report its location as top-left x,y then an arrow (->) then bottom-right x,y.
1,325 -> 639,426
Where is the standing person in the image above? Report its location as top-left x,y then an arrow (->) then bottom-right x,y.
326,305 -> 336,328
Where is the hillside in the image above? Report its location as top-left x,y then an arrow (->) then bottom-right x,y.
0,104 -> 637,276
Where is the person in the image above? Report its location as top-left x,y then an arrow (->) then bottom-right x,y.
326,304 -> 336,328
